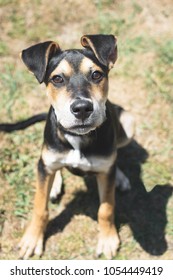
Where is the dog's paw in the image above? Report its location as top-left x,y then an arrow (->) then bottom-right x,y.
116,167 -> 131,192
18,225 -> 44,259
96,231 -> 120,259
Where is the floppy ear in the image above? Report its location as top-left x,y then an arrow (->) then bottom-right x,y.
21,41 -> 61,83
81,34 -> 117,69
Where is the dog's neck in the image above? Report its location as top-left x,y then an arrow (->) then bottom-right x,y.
62,130 -> 93,169
56,119 -> 95,150
64,133 -> 82,150
64,131 -> 93,151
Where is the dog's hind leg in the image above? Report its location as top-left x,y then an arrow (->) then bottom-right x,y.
117,109 -> 135,149
115,108 -> 135,191
50,170 -> 63,202
116,167 -> 131,191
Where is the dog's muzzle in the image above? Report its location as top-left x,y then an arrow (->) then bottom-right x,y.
70,99 -> 93,121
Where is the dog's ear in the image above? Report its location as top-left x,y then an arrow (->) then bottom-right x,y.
21,41 -> 61,83
81,34 -> 117,69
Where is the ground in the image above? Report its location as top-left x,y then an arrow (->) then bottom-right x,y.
0,0 -> 173,259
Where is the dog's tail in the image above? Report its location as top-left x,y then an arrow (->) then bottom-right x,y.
0,113 -> 47,132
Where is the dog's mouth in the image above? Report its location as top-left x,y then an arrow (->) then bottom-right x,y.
60,111 -> 107,135
68,123 -> 96,135
57,104 -> 106,135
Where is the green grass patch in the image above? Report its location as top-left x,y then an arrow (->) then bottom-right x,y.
0,0 -> 18,6
0,42 -> 9,56
0,63 -> 37,120
145,40 -> 173,106
142,161 -> 172,190
7,10 -> 26,38
0,125 -> 43,219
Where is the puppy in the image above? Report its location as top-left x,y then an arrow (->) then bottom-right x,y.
18,34 -> 135,259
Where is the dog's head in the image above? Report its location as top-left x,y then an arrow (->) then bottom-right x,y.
21,34 -> 117,135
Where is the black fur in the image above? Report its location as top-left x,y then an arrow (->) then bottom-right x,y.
0,113 -> 47,132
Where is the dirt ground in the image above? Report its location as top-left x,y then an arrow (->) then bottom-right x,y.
0,0 -> 173,259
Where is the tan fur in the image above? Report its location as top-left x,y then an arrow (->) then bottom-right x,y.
80,57 -> 94,72
96,173 -> 120,259
46,83 -> 71,107
81,37 -> 100,65
90,81 -> 108,101
80,57 -> 108,101
50,59 -> 73,77
19,172 -> 55,259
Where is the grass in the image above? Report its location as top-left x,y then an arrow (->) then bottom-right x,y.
142,161 -> 172,189
0,42 -> 9,56
0,125 -> 43,219
0,0 -> 173,259
0,63 -> 38,120
145,40 -> 173,106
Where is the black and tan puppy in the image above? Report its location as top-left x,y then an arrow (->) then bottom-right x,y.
18,34 -> 135,259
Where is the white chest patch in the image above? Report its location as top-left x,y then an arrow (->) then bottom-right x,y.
63,134 -> 92,171
63,149 -> 91,170
43,149 -> 116,174
42,134 -> 116,174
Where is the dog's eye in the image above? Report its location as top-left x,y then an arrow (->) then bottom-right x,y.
91,71 -> 103,81
52,75 -> 64,84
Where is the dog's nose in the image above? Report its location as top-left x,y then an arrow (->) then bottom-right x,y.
70,99 -> 93,120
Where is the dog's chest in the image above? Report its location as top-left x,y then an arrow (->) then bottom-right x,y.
62,149 -> 91,171
63,150 -> 114,173
63,134 -> 112,172
43,134 -> 116,173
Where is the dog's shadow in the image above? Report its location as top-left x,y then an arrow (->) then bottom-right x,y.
45,140 -> 173,256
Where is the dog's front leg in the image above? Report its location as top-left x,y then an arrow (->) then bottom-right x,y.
96,171 -> 120,259
18,159 -> 55,259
